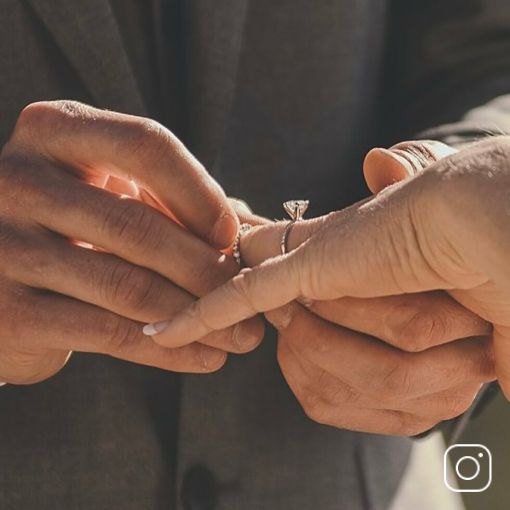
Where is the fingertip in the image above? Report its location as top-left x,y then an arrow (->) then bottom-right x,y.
363,148 -> 412,193
148,307 -> 212,347
231,316 -> 265,353
210,212 -> 239,249
200,346 -> 228,372
143,322 -> 165,336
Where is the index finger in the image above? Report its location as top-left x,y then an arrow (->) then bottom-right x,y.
11,100 -> 237,249
145,252 -> 305,345
144,161 -> 456,345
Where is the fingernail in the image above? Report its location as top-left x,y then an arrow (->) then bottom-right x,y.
143,320 -> 169,336
380,148 -> 416,176
200,347 -> 227,371
232,321 -> 262,352
211,213 -> 239,249
265,304 -> 294,330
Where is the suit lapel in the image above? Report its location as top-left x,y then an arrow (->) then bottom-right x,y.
26,0 -> 145,114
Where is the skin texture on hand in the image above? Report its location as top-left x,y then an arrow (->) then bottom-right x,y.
147,138 -> 509,435
0,100 -> 264,384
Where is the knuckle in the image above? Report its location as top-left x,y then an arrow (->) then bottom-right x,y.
229,270 -> 259,312
101,261 -> 163,313
102,199 -> 163,252
25,244 -> 54,279
103,315 -> 141,353
320,383 -> 349,405
13,101 -> 80,145
0,144 -> 46,198
10,100 -> 96,154
124,118 -> 170,162
388,308 -> 447,352
441,394 -> 474,420
334,385 -> 361,405
377,356 -> 414,402
0,227 -> 61,288
7,234 -> 55,284
302,393 -> 330,425
16,101 -> 56,133
397,413 -> 433,437
193,255 -> 239,293
313,369 -> 356,405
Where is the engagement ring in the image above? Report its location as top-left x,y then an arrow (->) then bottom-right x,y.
280,200 -> 309,255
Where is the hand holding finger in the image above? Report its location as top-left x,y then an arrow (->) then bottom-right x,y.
272,303 -> 494,435
8,100 -> 238,248
0,100 -> 270,383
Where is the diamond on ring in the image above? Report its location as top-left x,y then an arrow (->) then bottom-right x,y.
281,199 -> 310,255
283,200 -> 309,221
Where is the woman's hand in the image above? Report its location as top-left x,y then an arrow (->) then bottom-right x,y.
151,136 -> 510,362
144,138 -> 508,434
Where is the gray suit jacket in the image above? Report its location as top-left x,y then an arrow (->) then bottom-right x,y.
1,1 -> 510,509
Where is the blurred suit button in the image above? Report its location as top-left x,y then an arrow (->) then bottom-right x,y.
181,464 -> 219,510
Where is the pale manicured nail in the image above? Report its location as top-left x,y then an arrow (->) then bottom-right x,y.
211,213 -> 239,248
142,320 -> 169,336
265,304 -> 294,330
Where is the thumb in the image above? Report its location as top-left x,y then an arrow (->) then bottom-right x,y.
240,141 -> 457,266
363,140 -> 457,194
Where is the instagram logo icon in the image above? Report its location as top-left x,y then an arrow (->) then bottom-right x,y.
444,444 -> 492,492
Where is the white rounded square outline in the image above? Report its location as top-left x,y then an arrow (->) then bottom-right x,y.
443,443 -> 492,493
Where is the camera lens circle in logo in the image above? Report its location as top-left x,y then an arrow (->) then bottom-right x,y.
455,455 -> 481,481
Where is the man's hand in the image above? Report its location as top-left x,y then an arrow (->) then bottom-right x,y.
148,137 -> 510,433
266,300 -> 492,435
0,100 -> 263,384
226,142 -> 493,435
218,141 -> 494,435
